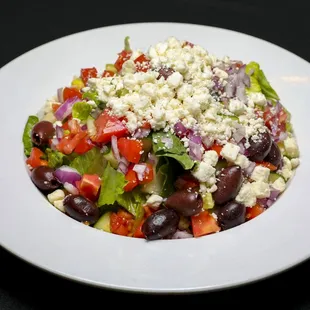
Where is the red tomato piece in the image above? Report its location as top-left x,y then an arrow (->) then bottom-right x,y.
26,147 -> 48,168
118,138 -> 142,164
110,210 -> 134,236
138,163 -> 154,184
78,174 -> 101,201
68,119 -> 81,135
255,161 -> 277,171
74,136 -> 94,155
124,169 -> 139,192
246,205 -> 264,220
191,211 -> 221,237
210,144 -> 223,157
52,103 -> 61,112
57,131 -> 87,155
63,87 -> 82,102
114,50 -> 132,71
102,70 -> 115,77
133,220 -> 145,238
93,111 -> 128,143
80,67 -> 98,84
134,54 -> 151,72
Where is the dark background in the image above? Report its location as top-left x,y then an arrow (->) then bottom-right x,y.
1,0 -> 309,309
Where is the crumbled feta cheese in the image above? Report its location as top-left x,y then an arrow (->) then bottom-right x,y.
252,181 -> 271,199
220,143 -> 240,162
203,150 -> 218,166
213,67 -> 228,79
248,92 -> 267,106
271,177 -> 286,192
279,156 -> 293,181
251,166 -> 270,182
229,98 -> 245,115
192,162 -> 216,183
234,154 -> 250,169
53,200 -> 65,212
121,60 -> 136,74
291,158 -> 300,169
284,137 -> 299,158
207,184 -> 218,193
146,194 -> 163,209
47,190 -> 65,204
42,112 -> 56,123
235,183 -> 256,207
167,72 -> 183,88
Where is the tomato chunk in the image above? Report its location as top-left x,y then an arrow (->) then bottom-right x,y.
124,169 -> 139,192
210,144 -> 223,157
133,220 -> 145,238
26,147 -> 48,168
114,50 -> 132,72
110,210 -> 134,236
57,132 -> 87,155
80,67 -> 98,84
191,211 -> 220,237
74,136 -> 94,155
93,111 -> 128,143
78,174 -> 101,201
118,138 -> 142,164
63,87 -> 82,102
102,70 -> 115,77
246,205 -> 264,220
255,161 -> 277,171
134,54 -> 151,72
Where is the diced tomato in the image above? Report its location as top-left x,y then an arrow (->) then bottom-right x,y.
74,136 -> 94,154
102,70 -> 115,77
191,211 -> 221,237
133,220 -> 145,238
77,174 -> 101,201
63,87 -> 82,102
52,103 -> 61,112
114,50 -> 132,72
62,120 -> 70,131
143,206 -> 154,218
118,138 -> 142,164
80,67 -> 98,84
256,161 -> 277,171
93,111 -> 128,143
174,172 -> 200,190
246,205 -> 264,220
68,119 -> 81,135
210,144 -> 223,157
134,54 -> 151,72
141,122 -> 151,130
124,169 -> 139,192
26,147 -> 48,169
138,163 -> 154,184
110,210 -> 134,236
57,131 -> 87,155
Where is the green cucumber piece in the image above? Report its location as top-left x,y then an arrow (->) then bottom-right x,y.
94,212 -> 111,232
269,172 -> 284,183
203,193 -> 214,210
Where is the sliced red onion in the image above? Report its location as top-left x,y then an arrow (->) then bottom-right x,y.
256,198 -> 268,208
237,141 -> 246,155
244,161 -> 256,176
225,79 -> 236,98
111,135 -> 121,162
133,164 -> 147,181
50,138 -> 59,151
55,166 -> 82,185
55,96 -> 80,121
237,65 -> 250,87
172,230 -> 193,239
133,128 -> 151,139
161,137 -> 173,149
188,131 -> 202,145
57,88 -> 64,103
269,189 -> 281,201
233,125 -> 246,143
118,162 -> 129,175
189,140 -> 202,161
56,125 -> 64,141
236,84 -> 247,102
174,122 -> 187,137
64,182 -> 79,195
202,136 -> 214,149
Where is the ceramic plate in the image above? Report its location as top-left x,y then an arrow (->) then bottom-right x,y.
0,22 -> 309,293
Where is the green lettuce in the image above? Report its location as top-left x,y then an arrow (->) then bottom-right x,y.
22,115 -> 39,156
98,163 -> 126,206
72,102 -> 92,121
245,61 -> 280,101
82,91 -> 100,105
70,148 -> 107,175
156,157 -> 175,197
116,189 -> 146,219
152,131 -> 194,170
46,149 -> 66,168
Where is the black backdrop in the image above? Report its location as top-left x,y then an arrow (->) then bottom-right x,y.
1,1 -> 309,309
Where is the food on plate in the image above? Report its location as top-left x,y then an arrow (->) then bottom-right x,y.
23,37 -> 300,240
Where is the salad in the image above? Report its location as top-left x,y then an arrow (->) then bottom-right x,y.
23,37 -> 300,240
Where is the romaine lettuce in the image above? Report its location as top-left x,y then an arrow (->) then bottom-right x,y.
23,115 -> 39,156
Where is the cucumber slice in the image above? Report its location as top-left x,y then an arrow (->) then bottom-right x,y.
94,212 -> 111,232
103,148 -> 118,169
269,172 -> 284,183
203,192 -> 214,210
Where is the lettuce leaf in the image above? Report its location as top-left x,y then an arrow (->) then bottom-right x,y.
116,189 -> 146,219
23,115 -> 39,156
72,102 -> 92,121
98,163 -> 126,206
82,91 -> 100,105
70,148 -> 107,175
245,61 -> 279,101
152,131 -> 194,170
46,149 -> 66,168
156,157 -> 175,197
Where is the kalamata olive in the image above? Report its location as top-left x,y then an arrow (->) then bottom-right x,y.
247,131 -> 272,162
213,165 -> 243,205
142,209 -> 179,240
31,121 -> 55,146
63,195 -> 100,225
165,189 -> 203,216
31,166 -> 60,192
217,201 -> 246,230
264,141 -> 281,169
157,67 -> 175,80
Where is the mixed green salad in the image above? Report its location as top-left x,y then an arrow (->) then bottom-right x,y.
23,37 -> 300,240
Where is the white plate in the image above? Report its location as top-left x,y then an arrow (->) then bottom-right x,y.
0,22 -> 309,293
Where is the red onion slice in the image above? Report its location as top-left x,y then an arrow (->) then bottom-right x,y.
189,140 -> 202,161
55,166 -> 82,185
56,125 -> 64,141
133,128 -> 151,139
111,135 -> 121,162
64,182 -> 79,195
55,96 -> 79,121
233,125 -> 246,143
174,122 -> 187,137
57,88 -> 64,103
50,138 -> 59,151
